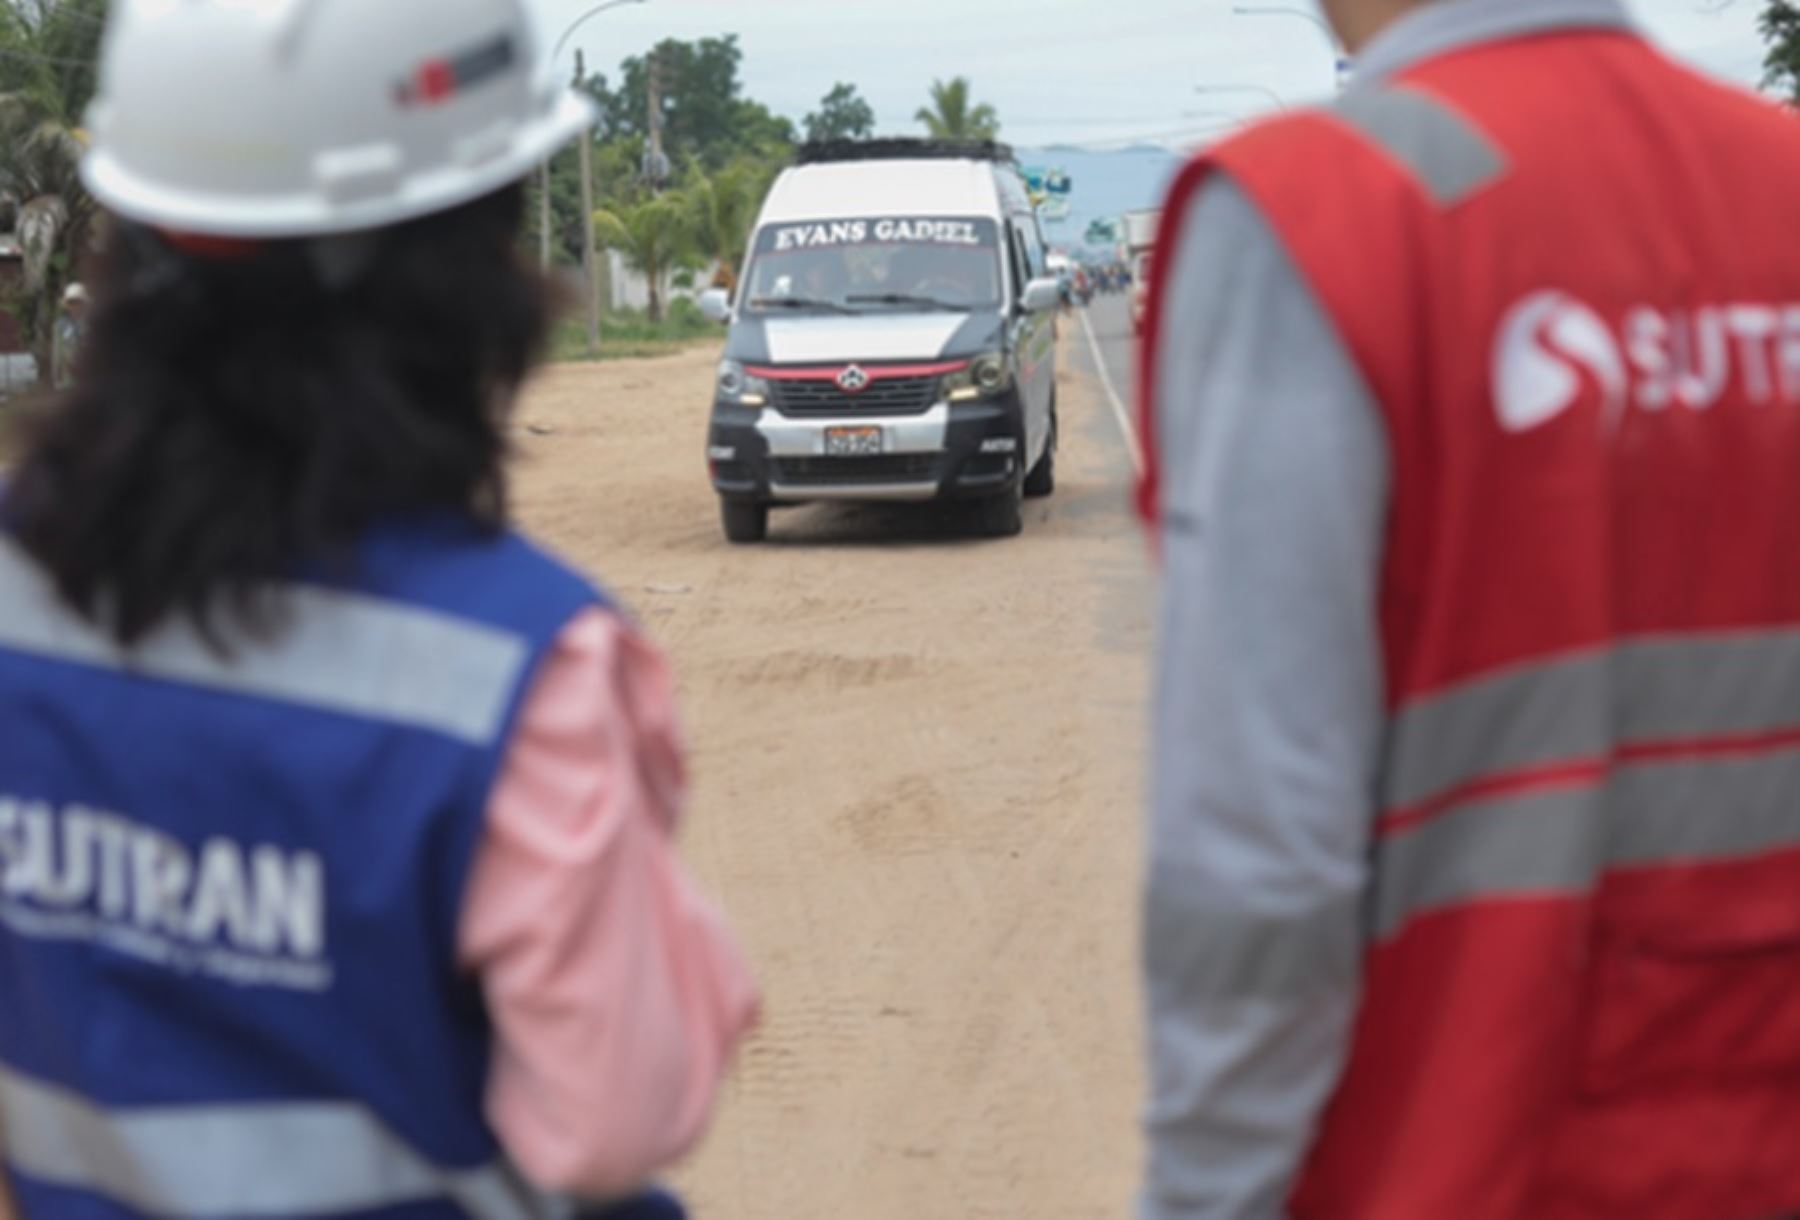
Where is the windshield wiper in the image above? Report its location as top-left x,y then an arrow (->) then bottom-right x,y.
749,295 -> 858,316
844,293 -> 969,313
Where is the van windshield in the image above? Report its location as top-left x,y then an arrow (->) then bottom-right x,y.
742,217 -> 1004,315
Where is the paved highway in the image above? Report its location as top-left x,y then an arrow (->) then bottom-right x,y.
1069,291 -> 1144,479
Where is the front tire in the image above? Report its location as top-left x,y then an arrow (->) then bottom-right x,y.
973,486 -> 1024,538
1024,402 -> 1057,499
720,499 -> 768,544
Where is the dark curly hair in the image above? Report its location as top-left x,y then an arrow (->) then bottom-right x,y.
5,185 -> 551,647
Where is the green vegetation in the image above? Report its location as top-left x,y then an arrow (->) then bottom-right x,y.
588,35 -> 794,171
0,0 -> 106,386
915,77 -> 1001,141
561,46 -> 1010,354
805,83 -> 876,144
1764,0 -> 1800,103
678,160 -> 767,294
0,5 -> 1021,367
590,195 -> 692,323
534,35 -> 801,276
547,301 -> 719,363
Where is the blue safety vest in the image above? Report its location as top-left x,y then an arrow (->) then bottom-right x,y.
0,515 -> 607,1219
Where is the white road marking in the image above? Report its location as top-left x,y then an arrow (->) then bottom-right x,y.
1077,307 -> 1144,477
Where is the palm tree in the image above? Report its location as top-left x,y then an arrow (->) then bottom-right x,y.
1764,0 -> 1800,104
915,77 -> 1001,142
591,194 -> 694,322
0,0 -> 107,387
681,161 -> 770,295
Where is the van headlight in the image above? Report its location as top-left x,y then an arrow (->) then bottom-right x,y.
942,352 -> 1012,403
717,360 -> 771,407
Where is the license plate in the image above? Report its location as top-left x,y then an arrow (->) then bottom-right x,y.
825,426 -> 885,456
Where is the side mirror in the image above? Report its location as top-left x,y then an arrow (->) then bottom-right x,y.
1020,277 -> 1063,314
699,288 -> 733,324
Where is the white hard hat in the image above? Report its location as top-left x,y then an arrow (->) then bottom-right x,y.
81,0 -> 596,238
62,283 -> 88,304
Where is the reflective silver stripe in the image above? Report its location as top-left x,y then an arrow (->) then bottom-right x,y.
1385,648 -> 1611,810
0,1063 -> 566,1219
1145,880 -> 1362,1001
1608,749 -> 1800,868
0,539 -> 528,746
1374,785 -> 1602,938
1617,632 -> 1800,746
1386,630 -> 1800,811
1158,748 -> 1800,986
1333,86 -> 1508,207
1376,749 -> 1800,938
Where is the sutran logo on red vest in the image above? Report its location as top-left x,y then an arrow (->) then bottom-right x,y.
1493,291 -> 1800,432
1493,291 -> 1627,432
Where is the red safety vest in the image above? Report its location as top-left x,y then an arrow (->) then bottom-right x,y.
1142,28 -> 1800,1220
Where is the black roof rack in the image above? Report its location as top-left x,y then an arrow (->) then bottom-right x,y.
798,138 -> 1017,167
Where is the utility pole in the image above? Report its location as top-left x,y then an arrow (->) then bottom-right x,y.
646,46 -> 667,196
576,51 -> 601,358
542,0 -> 653,273
539,162 -> 553,272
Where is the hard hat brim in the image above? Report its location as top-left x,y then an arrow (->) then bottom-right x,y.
82,91 -> 598,240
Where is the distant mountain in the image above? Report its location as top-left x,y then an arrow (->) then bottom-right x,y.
1016,145 -> 1183,255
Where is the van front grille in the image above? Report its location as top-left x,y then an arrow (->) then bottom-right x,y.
772,455 -> 939,486
772,376 -> 939,417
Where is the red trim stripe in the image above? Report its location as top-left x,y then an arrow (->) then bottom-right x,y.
1378,725 -> 1800,836
1618,724 -> 1800,765
743,360 -> 969,382
157,230 -> 264,260
1379,760 -> 1607,836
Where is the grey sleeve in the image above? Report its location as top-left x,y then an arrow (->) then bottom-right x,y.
1142,176 -> 1390,1220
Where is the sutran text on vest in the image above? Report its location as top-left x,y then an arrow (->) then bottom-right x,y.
0,795 -> 329,992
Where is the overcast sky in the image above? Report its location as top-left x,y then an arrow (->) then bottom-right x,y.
535,0 -> 1773,150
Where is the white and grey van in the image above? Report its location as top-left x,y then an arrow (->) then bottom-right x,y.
700,140 -> 1064,543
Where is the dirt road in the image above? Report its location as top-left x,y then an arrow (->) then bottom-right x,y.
512,297 -> 1154,1220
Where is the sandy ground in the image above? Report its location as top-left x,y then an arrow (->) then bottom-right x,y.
510,327 -> 1154,1220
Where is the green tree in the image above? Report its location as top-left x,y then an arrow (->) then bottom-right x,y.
681,162 -> 770,293
1763,0 -> 1800,104
525,54 -> 608,270
607,36 -> 795,170
531,61 -> 648,270
591,194 -> 694,322
0,0 -> 107,386
804,82 -> 876,144
527,146 -> 588,268
915,77 -> 1000,142
534,40 -> 795,271
727,98 -> 797,166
